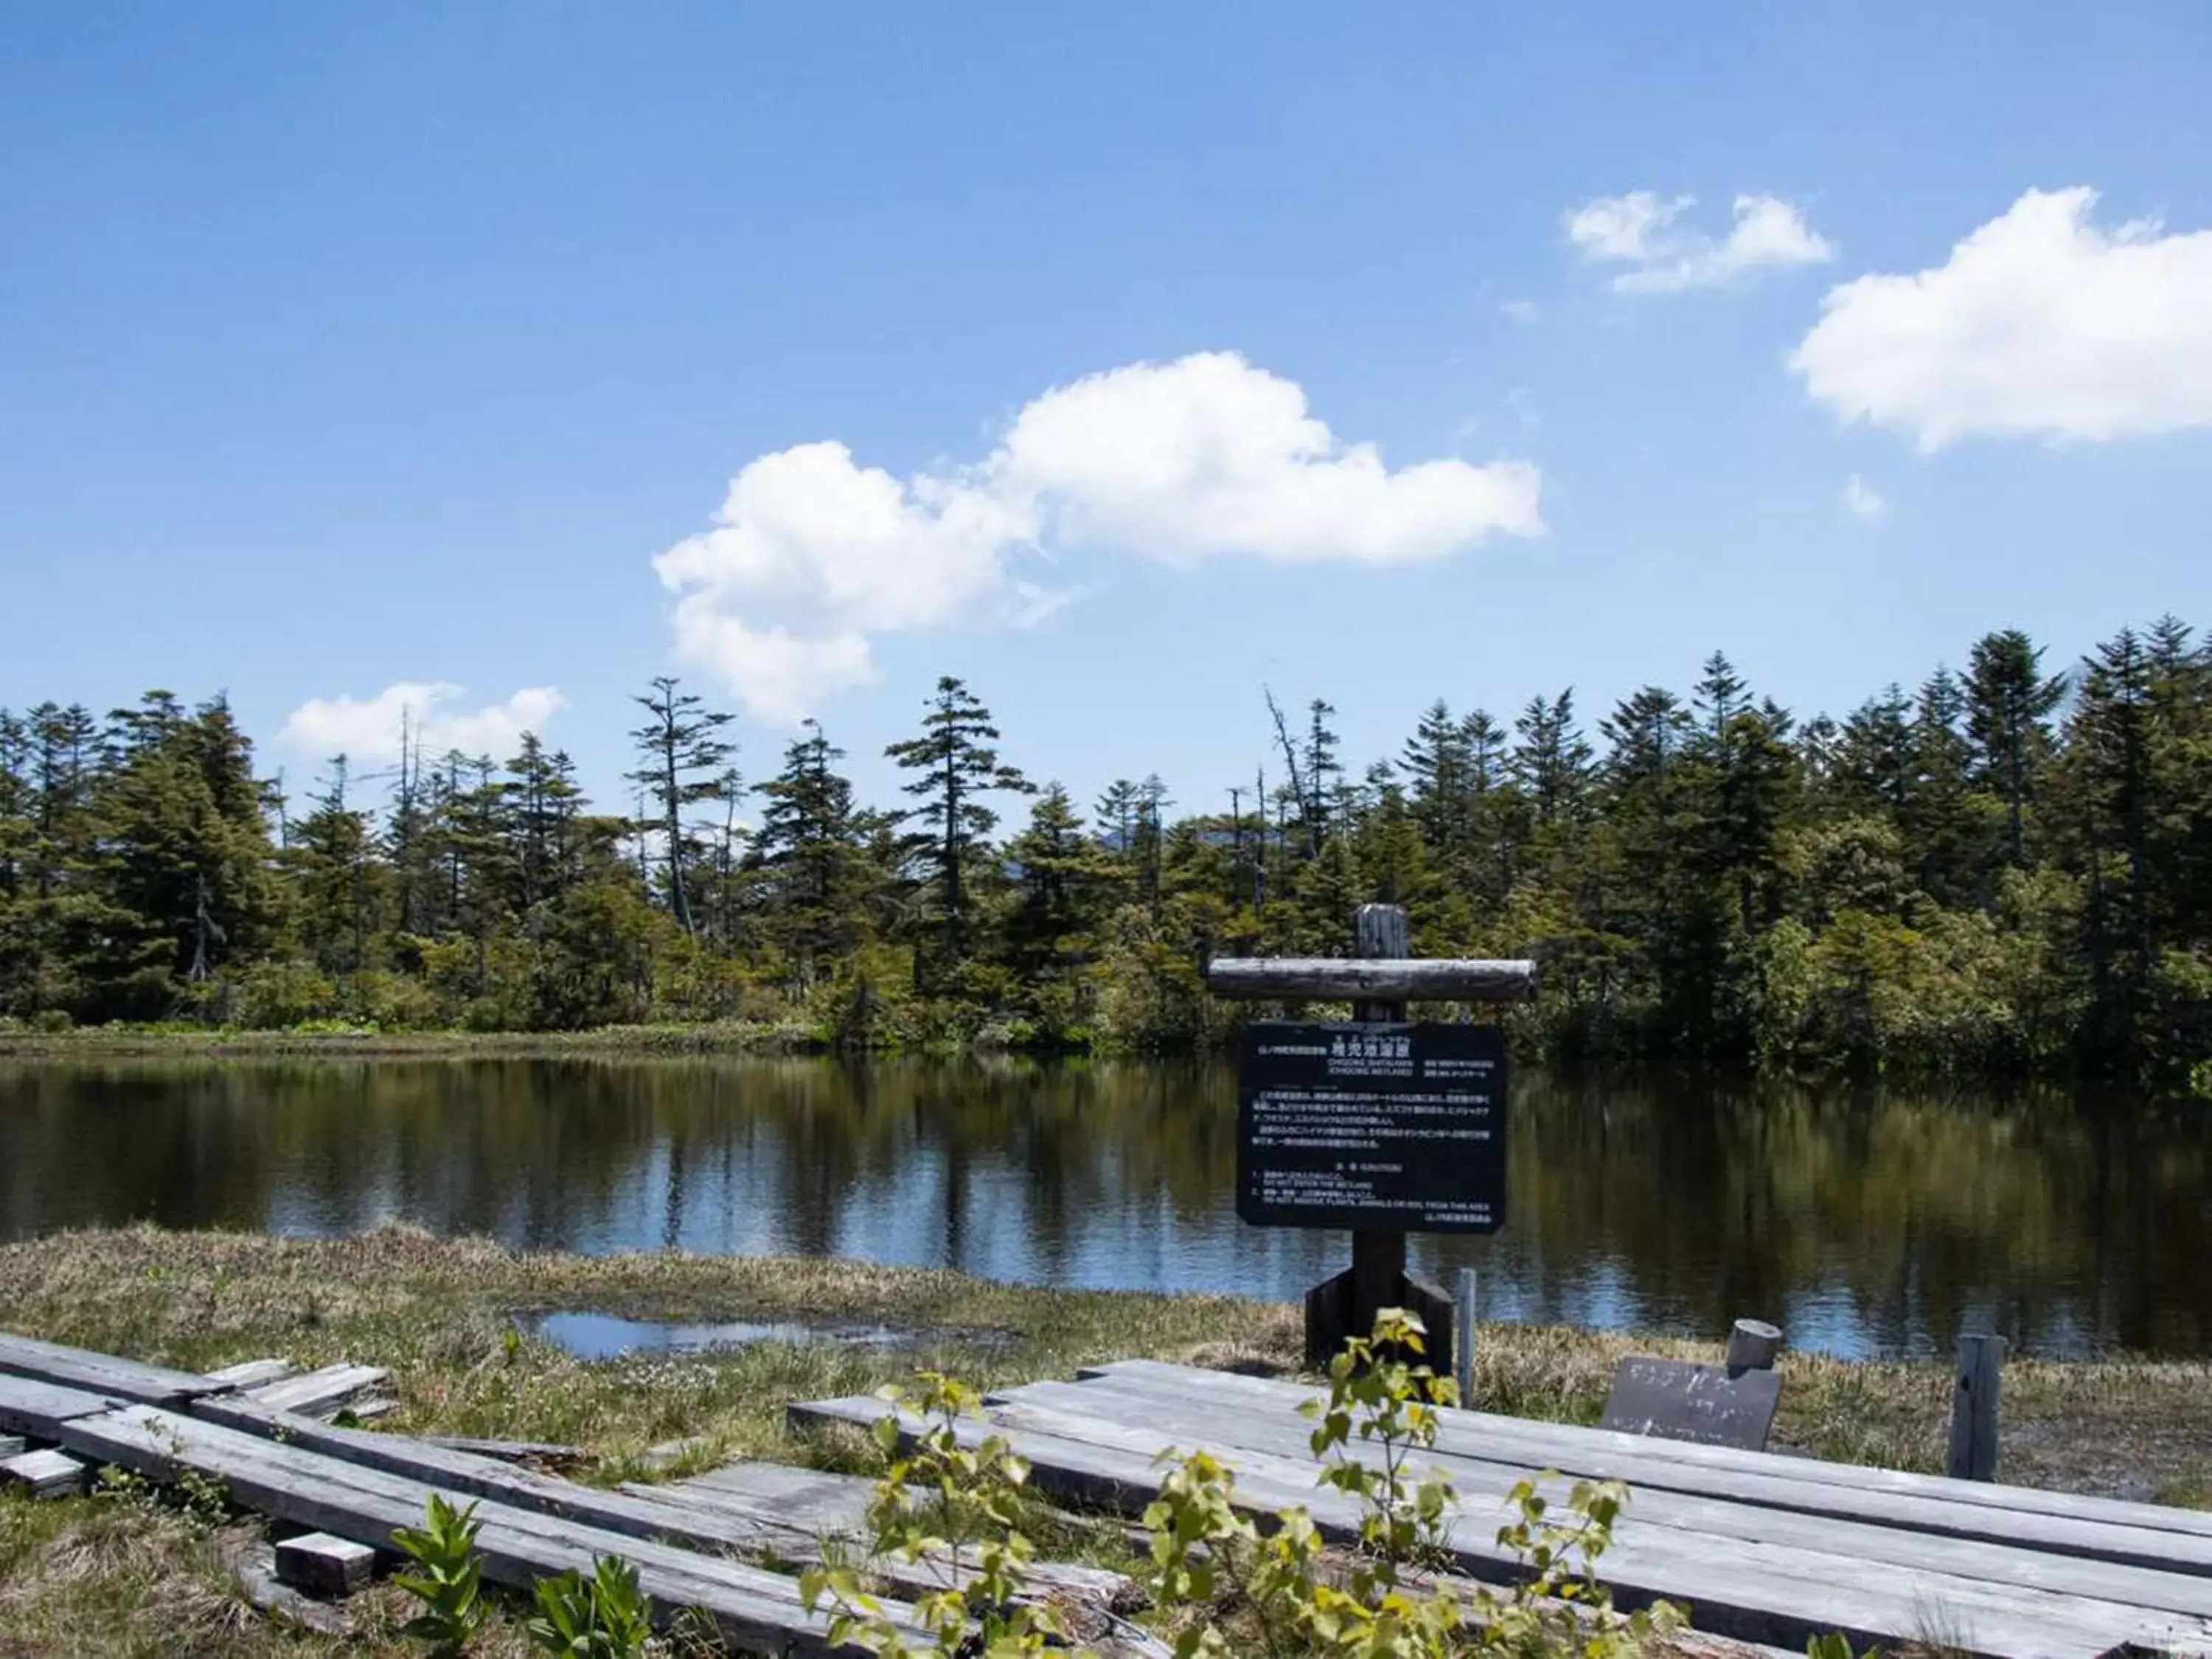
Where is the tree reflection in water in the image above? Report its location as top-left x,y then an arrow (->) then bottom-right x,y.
1,1059 -> 2204,1357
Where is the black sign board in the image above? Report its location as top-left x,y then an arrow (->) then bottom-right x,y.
1598,1357 -> 1781,1452
1237,1020 -> 1506,1234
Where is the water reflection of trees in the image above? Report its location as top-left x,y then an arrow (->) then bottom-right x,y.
1,1060 -> 2204,1357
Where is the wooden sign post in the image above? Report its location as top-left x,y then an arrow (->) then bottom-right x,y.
1208,903 -> 1537,1367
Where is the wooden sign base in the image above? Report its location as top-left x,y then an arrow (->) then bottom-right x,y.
1305,1231 -> 1455,1370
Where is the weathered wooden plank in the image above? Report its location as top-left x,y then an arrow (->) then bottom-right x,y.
1,1447 -> 91,1498
0,1371 -> 125,1439
0,1331 -> 218,1405
1206,957 -> 1537,1002
60,1404 -> 919,1655
789,1391 -> 2208,1658
1083,1358 -> 2212,1543
205,1359 -> 296,1389
420,1435 -> 586,1467
245,1363 -> 387,1419
0,1434 -> 23,1458
194,1394 -> 827,1556
192,1391 -> 1145,1635
633,1478 -> 1152,1632
274,1531 -> 378,1597
675,1461 -> 885,1534
1004,1377 -> 2212,1618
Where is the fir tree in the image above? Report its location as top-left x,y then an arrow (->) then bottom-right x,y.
886,676 -> 1032,968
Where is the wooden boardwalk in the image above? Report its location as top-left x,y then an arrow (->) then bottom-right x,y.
0,1331 -> 941,1655
10,1325 -> 2212,1657
792,1359 -> 2212,1658
0,1329 -> 1171,1655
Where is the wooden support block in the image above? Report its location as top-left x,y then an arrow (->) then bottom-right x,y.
223,1540 -> 353,1635
1949,1331 -> 2006,1482
1,1447 -> 91,1498
274,1531 -> 378,1598
0,1433 -> 25,1458
1725,1318 -> 1784,1374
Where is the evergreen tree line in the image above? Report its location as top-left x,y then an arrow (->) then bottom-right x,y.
4,617 -> 2209,1080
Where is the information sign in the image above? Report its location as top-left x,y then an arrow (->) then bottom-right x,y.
1236,1020 -> 1506,1234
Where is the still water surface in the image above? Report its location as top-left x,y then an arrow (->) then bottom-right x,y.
2,1058 -> 2206,1360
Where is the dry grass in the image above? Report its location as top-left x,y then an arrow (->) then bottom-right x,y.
4,1225 -> 2210,1654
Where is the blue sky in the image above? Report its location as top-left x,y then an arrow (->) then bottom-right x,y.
4,2 -> 2208,818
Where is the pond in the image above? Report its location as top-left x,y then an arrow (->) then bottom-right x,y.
1,1057 -> 2206,1360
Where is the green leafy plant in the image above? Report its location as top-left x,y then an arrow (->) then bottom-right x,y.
832,1312 -> 1689,1658
1806,1635 -> 1877,1659
528,1554 -> 655,1658
1152,1310 -> 1682,1658
801,1370 -> 1064,1658
93,1464 -> 156,1508
173,1467 -> 231,1531
392,1493 -> 489,1656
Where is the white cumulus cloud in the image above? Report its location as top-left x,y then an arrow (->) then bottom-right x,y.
1842,474 -> 1888,521
1790,187 -> 2212,451
653,351 -> 1543,723
1567,191 -> 1833,293
279,682 -> 565,762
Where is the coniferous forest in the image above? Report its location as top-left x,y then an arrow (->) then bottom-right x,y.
4,618 -> 2210,1083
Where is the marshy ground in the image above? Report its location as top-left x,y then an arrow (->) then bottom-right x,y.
2,1224 -> 2208,1655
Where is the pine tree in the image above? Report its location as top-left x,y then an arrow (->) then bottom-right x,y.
1003,784 -> 1113,984
505,733 -> 585,912
626,677 -> 736,936
1401,700 -> 1472,859
1512,689 -> 1591,828
1965,630 -> 2067,867
285,758 -> 377,977
1832,686 -> 1916,820
752,720 -> 864,980
1906,667 -> 1984,908
886,676 -> 1032,968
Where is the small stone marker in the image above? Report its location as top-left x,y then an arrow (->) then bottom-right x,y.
1599,1357 -> 1781,1452
0,1447 -> 91,1498
274,1531 -> 378,1598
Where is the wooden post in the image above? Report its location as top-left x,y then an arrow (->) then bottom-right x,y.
1947,1330 -> 2006,1482
1455,1266 -> 1477,1405
1303,904 -> 1456,1368
1724,1318 -> 1783,1374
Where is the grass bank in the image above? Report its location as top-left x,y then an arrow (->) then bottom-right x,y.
3,1225 -> 2209,1655
0,1022 -> 827,1061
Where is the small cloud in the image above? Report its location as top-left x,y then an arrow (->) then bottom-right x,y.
1842,474 -> 1888,521
279,683 -> 565,762
1791,186 -> 2212,449
1567,191 -> 1834,293
1499,299 -> 1540,324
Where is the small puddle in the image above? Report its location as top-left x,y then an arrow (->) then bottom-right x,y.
524,1310 -> 1014,1362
